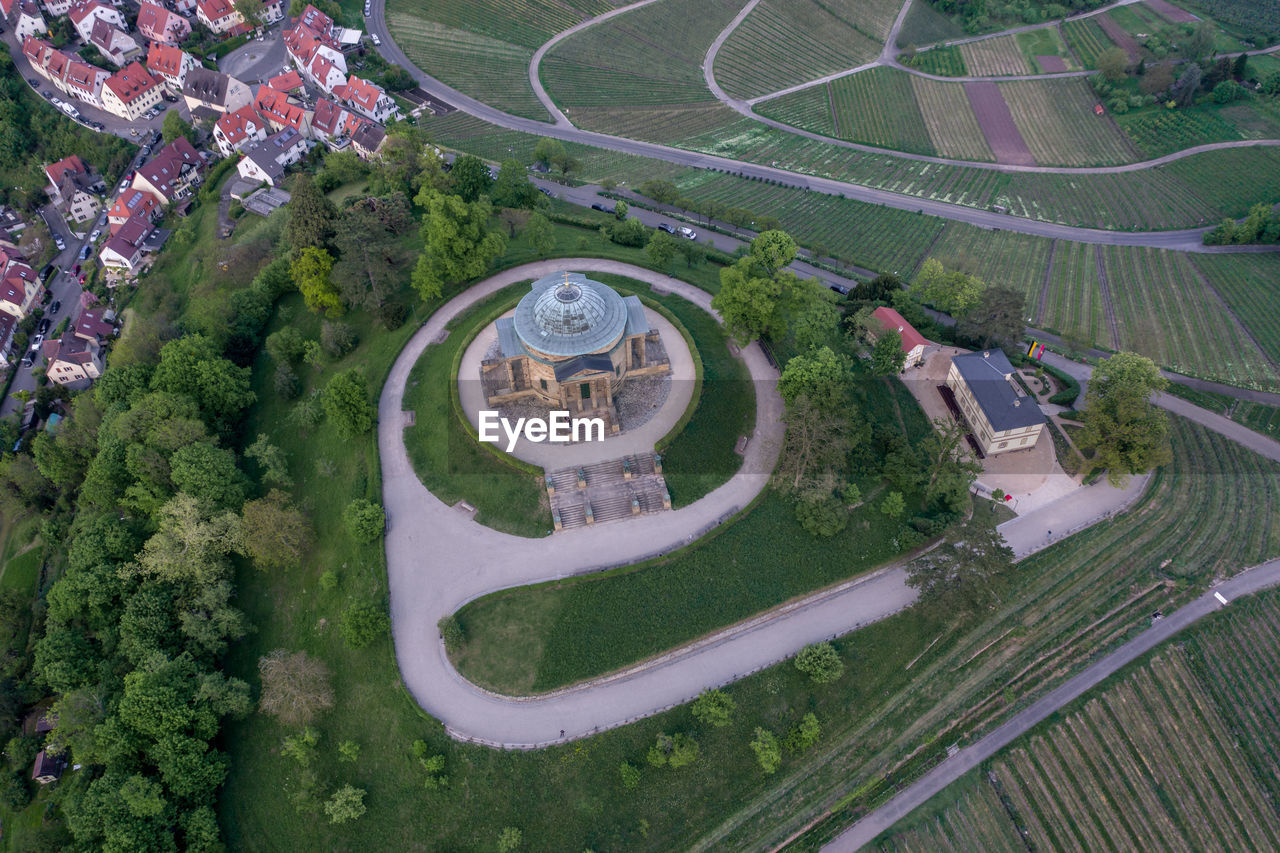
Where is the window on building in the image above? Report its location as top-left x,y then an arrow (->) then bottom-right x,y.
998,441 -> 1008,449
539,378 -> 547,391
580,382 -> 591,400
1019,437 -> 1028,445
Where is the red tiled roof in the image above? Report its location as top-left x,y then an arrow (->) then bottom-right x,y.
74,308 -> 114,340
0,0 -> 19,19
107,188 -> 161,229
872,306 -> 929,351
197,0 -> 234,20
215,104 -> 263,145
0,263 -> 36,307
113,211 -> 153,248
104,61 -> 158,104
335,76 -> 381,113
296,3 -> 332,34
63,55 -> 107,94
137,1 -> 189,42
311,97 -> 344,134
268,69 -> 303,91
254,86 -> 305,130
45,155 -> 88,187
146,42 -> 186,77
21,36 -> 51,67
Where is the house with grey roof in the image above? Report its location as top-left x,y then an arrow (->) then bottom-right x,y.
945,349 -> 1046,456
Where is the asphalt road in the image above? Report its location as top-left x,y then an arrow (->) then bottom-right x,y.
824,555 -> 1280,852
217,26 -> 289,85
365,0 -> 1278,253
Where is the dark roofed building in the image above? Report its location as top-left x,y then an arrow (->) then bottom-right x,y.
181,66 -> 251,114
31,750 -> 67,784
945,349 -> 1046,456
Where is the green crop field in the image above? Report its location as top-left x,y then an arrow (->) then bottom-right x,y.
758,67 -> 936,155
882,590 -> 1280,851
1103,246 -> 1280,390
960,34 -> 1033,75
905,44 -> 966,75
1190,253 -> 1280,366
1183,0 -> 1280,43
1000,77 -> 1140,166
672,171 -> 946,273
924,223 -> 1053,304
385,0 -> 615,120
1162,145 -> 1280,222
1061,17 -> 1116,68
912,76 -> 995,160
1039,242 -> 1111,347
1117,105 -> 1249,157
1015,25 -> 1080,71
896,0 -> 966,47
714,0 -> 888,100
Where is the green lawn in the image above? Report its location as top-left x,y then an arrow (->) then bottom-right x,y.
0,546 -> 42,593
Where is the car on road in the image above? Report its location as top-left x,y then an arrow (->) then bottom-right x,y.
21,355 -> 33,369
591,203 -> 611,212
371,33 -> 381,45
37,318 -> 50,336
163,93 -> 178,103
90,121 -> 103,130
539,187 -> 555,198
50,301 -> 61,315
658,223 -> 676,234
677,226 -> 697,240
89,228 -> 101,241
79,245 -> 91,260
363,0 -> 370,14
41,90 -> 52,99
26,78 -> 38,87
29,334 -> 42,351
53,236 -> 65,251
118,179 -> 129,192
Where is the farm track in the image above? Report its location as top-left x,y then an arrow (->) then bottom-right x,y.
373,0 -> 1280,249
1037,239 -> 1057,325
1094,244 -> 1121,348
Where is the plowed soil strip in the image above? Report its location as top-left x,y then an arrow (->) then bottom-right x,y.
1036,55 -> 1067,72
1145,0 -> 1198,24
1096,14 -> 1141,62
964,81 -> 1036,166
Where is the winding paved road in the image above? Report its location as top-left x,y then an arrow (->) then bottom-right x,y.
824,555 -> 1280,852
370,0 -> 1279,252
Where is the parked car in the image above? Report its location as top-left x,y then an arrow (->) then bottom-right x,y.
79,245 -> 91,260
163,93 -> 178,103
41,90 -> 52,99
37,318 -> 50,336
591,203 -> 610,212
658,223 -> 675,234
118,180 -> 129,193
21,355 -> 33,369
90,121 -> 104,130
29,333 -> 43,351
26,78 -> 38,87
363,0 -> 370,14
90,228 -> 101,241
371,33 -> 381,46
50,300 -> 61,315
677,226 -> 697,240
72,264 -> 80,275
54,236 -> 65,251
540,187 -> 555,198
79,274 -> 86,284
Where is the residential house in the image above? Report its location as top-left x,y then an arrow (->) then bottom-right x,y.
0,312 -> 17,367
68,0 -> 124,43
106,187 -> 161,232
267,69 -> 303,93
349,119 -> 385,160
88,19 -> 140,67
304,51 -> 345,94
195,0 -> 244,34
30,750 -> 67,784
100,61 -> 161,121
43,331 -> 104,384
58,55 -> 111,107
145,42 -> 195,90
254,86 -> 313,136
870,306 -> 930,369
213,103 -> 267,156
136,1 -> 190,44
39,0 -> 69,16
236,127 -> 306,185
45,155 -> 104,225
15,1 -> 46,39
334,76 -> 398,124
98,210 -> 152,271
284,4 -> 346,92
131,136 -> 203,203
171,0 -> 195,13
0,0 -> 17,16
310,97 -> 347,142
0,260 -> 42,320
259,0 -> 282,23
181,67 -> 251,115
73,306 -> 115,343
944,349 -> 1046,457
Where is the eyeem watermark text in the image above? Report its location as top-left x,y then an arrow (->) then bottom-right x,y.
478,411 -> 605,452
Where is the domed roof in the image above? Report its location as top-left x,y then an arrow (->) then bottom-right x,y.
513,272 -> 628,358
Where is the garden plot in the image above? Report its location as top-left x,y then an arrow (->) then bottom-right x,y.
959,34 -> 1032,75
1096,11 -> 1142,61
911,76 -> 994,161
964,81 -> 1035,165
715,0 -> 884,100
1014,26 -> 1080,72
1000,77 -> 1139,166
1144,0 -> 1199,22
906,45 -> 966,76
566,103 -> 741,143
1061,17 -> 1117,68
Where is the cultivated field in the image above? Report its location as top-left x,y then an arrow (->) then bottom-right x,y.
1104,245 -> 1279,390
566,102 -> 742,143
965,81 -> 1036,165
715,0 -> 893,100
1117,105 -> 1249,157
758,67 -> 936,155
543,0 -> 741,109
671,172 -> 946,274
386,15 -> 547,119
906,45 -> 966,76
881,588 -> 1280,852
394,0 -> 613,46
1144,0 -> 1198,23
1061,17 -> 1117,68
1039,241 -> 1111,347
895,0 -> 966,47
1000,77 -> 1139,166
1184,0 -> 1280,42
911,76 -> 994,161
1014,25 -> 1080,72
959,34 -> 1032,75
924,223 -> 1052,302
1097,11 -> 1142,60
1191,253 -> 1280,366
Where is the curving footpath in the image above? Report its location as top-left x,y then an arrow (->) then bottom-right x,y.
824,555 -> 1280,851
380,259 -> 930,748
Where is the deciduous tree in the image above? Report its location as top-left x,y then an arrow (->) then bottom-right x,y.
321,369 -> 374,438
794,641 -> 843,683
691,689 -> 736,728
712,257 -> 781,345
257,649 -> 334,726
411,190 -> 506,301
242,490 -> 313,571
292,247 -> 343,317
1078,351 -> 1171,486
958,283 -> 1025,350
870,329 -> 906,376
907,517 -> 1015,613
448,155 -> 491,203
750,727 -> 782,774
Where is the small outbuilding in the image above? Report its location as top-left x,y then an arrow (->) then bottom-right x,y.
871,306 -> 930,368
31,749 -> 67,784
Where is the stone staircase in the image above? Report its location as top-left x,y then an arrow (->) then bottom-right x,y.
547,453 -> 669,531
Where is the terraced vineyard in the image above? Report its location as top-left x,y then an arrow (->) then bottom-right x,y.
1103,246 -> 1279,390
1162,145 -> 1280,224
758,67 -> 936,154
959,34 -> 1032,75
1191,253 -> 1280,366
1015,25 -> 1079,72
1117,106 -> 1253,158
911,76 -> 994,160
671,172 -> 945,274
924,223 -> 1052,302
714,0 -> 890,100
1039,241 -> 1111,347
385,0 -> 614,120
882,587 -> 1280,852
1000,77 -> 1139,166
1061,17 -> 1116,68
904,45 -> 965,76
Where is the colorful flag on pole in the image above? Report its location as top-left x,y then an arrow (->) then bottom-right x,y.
1027,341 -> 1045,360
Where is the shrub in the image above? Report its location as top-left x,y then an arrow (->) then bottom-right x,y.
750,727 -> 782,774
321,369 -> 374,438
320,321 -> 359,358
338,740 -> 360,762
784,713 -> 821,752
497,827 -> 523,852
794,493 -> 848,537
691,689 -> 737,728
343,498 -> 385,543
619,761 -> 641,789
340,602 -> 390,649
794,641 -> 844,684
323,784 -> 366,824
437,614 -> 463,650
318,570 -> 338,592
